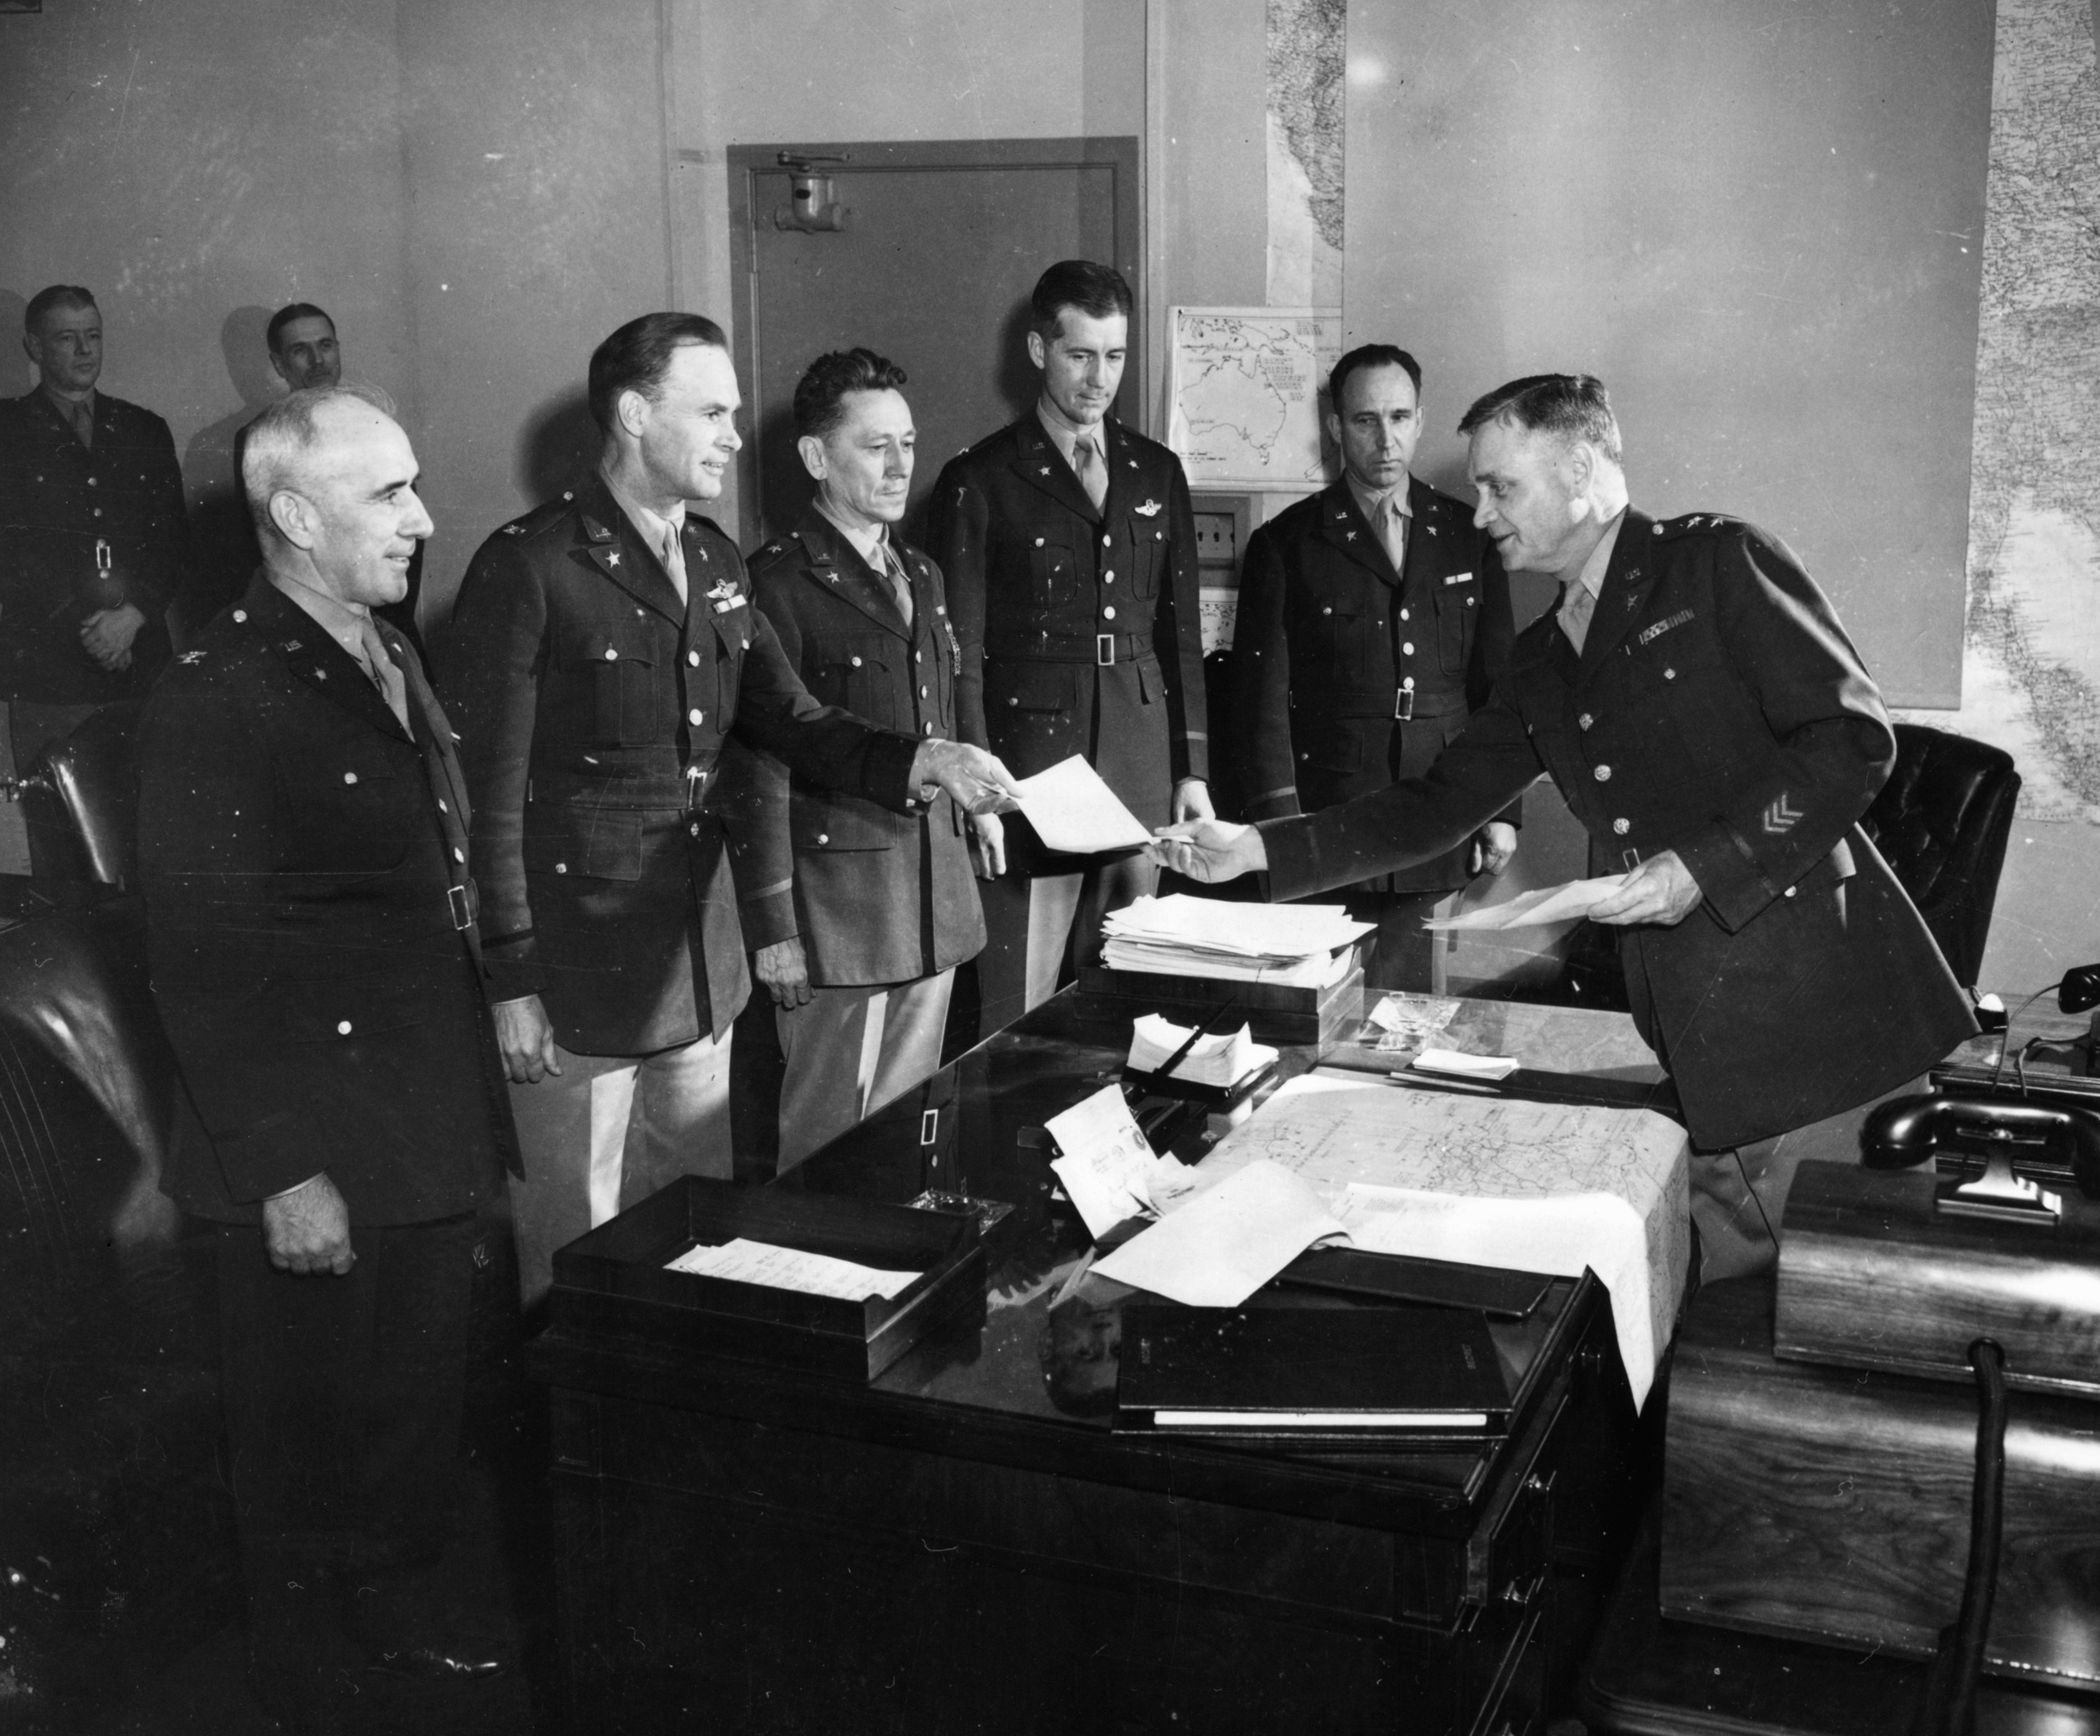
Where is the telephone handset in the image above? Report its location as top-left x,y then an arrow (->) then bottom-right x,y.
1861,1094 -> 2100,1225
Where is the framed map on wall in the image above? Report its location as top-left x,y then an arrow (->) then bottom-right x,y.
1165,306 -> 1341,493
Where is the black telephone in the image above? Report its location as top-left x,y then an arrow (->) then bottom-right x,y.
1862,1094 -> 2100,1223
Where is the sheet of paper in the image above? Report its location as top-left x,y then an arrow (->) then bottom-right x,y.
1013,755 -> 1151,853
1367,993 -> 1461,1037
1414,1047 -> 1519,1081
1093,1158 -> 1347,1306
1193,1071 -> 1690,1410
1423,875 -> 1629,931
666,1237 -> 922,1301
1046,1083 -> 1174,1240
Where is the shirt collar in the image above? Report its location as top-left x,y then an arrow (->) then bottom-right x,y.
812,496 -> 891,571
268,568 -> 377,661
1035,398 -> 1104,468
1568,505 -> 1628,602
1345,473 -> 1412,526
39,383 -> 95,430
599,462 -> 685,555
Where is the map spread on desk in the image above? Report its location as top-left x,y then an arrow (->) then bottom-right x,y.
1195,1073 -> 1690,1410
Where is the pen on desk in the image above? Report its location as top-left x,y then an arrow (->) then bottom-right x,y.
1151,998 -> 1237,1082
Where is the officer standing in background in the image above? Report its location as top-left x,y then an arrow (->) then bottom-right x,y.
1232,343 -> 1519,988
723,348 -> 986,1171
927,260 -> 1211,1037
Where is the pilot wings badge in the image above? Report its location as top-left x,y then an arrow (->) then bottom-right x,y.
1134,499 -> 1162,518
706,579 -> 746,614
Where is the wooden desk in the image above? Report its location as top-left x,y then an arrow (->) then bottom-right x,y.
529,993 -> 1666,1736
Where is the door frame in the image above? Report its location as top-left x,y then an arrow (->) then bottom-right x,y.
726,135 -> 1144,535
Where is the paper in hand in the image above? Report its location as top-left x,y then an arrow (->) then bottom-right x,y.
1423,875 -> 1629,931
1013,756 -> 1151,854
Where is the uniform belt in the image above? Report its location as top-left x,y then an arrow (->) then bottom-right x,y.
988,632 -> 1153,666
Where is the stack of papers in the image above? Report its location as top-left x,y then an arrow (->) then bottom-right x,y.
1101,895 -> 1373,985
1126,1014 -> 1277,1088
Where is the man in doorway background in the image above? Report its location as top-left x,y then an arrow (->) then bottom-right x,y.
927,259 -> 1211,1037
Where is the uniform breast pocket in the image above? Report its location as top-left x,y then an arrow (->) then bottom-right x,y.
1028,540 -> 1080,612
565,627 -> 660,746
813,637 -> 896,728
1436,579 -> 1477,674
314,744 -> 413,873
1127,528 -> 1166,600
1304,602 -> 1376,686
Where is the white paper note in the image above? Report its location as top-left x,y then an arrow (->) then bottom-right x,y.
665,1237 -> 922,1301
1423,875 -> 1629,931
1013,756 -> 1151,853
1413,1047 -> 1519,1081
1045,1083 -> 1176,1240
1092,1158 -> 1346,1306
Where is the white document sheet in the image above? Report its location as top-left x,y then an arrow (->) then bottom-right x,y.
1092,1158 -> 1347,1306
1423,875 -> 1629,931
666,1237 -> 923,1301
1013,755 -> 1151,853
1413,1048 -> 1519,1081
1045,1083 -> 1178,1240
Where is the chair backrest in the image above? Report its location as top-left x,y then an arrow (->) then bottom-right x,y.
22,702 -> 143,889
1860,722 -> 2020,987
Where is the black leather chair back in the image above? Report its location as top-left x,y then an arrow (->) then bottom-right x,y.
17,701 -> 143,889
1859,722 -> 2019,987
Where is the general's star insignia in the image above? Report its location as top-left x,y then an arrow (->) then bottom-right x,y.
607,552 -> 620,567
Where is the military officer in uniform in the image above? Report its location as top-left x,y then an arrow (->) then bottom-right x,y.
927,259 -> 1211,1037
723,348 -> 986,1170
1157,373 -> 1975,1279
442,313 -> 1015,1305
1,285 -> 190,873
1233,343 -> 1519,988
138,385 -> 515,1706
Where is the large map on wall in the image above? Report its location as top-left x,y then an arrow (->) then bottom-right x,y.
1915,0 -> 2100,820
1166,306 -> 1342,491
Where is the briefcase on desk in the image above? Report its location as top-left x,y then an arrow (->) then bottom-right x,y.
1658,1098 -> 2100,1694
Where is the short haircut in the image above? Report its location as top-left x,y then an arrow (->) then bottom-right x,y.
1029,260 -> 1133,342
25,285 -> 97,333
792,348 -> 908,441
241,382 -> 397,540
1458,373 -> 1623,466
1328,344 -> 1422,413
266,302 -> 335,354
587,312 -> 729,434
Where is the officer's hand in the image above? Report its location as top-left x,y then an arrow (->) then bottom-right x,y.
262,1173 -> 355,1277
1470,822 -> 1518,878
1149,819 -> 1267,884
493,994 -> 564,1083
1589,849 -> 1701,927
1171,779 -> 1215,824
754,937 -> 813,1009
80,603 -> 146,671
970,811 -> 1007,879
911,739 -> 1022,816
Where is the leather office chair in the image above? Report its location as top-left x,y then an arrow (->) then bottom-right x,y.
1859,722 -> 2020,988
1530,722 -> 2019,1010
4,700 -> 144,890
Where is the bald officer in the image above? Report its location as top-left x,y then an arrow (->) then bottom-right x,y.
1158,373 -> 1975,1279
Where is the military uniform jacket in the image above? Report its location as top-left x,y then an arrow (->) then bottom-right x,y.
0,390 -> 188,703
927,415 -> 1208,871
137,577 -> 518,1226
1233,475 -> 1518,892
440,475 -> 926,1054
1261,509 -> 1977,1151
721,511 -> 985,987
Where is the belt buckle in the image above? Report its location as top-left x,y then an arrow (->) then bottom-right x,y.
1096,634 -> 1115,667
1394,686 -> 1415,721
447,883 -> 473,932
1621,848 -> 1642,870
685,765 -> 710,811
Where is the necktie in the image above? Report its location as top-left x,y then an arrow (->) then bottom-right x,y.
660,521 -> 689,605
877,540 -> 913,627
1382,493 -> 1410,575
1072,435 -> 1107,513
1558,580 -> 1598,655
356,616 -> 412,733
70,400 -> 94,451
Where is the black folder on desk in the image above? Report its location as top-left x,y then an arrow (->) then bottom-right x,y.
1113,1303 -> 1510,1445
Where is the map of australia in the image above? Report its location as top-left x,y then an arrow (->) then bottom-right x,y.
1167,306 -> 1341,491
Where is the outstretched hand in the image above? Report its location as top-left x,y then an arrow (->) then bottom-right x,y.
1588,849 -> 1700,927
1148,819 -> 1267,884
912,739 -> 1022,816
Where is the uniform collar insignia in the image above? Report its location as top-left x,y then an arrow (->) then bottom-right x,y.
177,650 -> 205,664
281,639 -> 302,652
581,513 -> 612,543
606,551 -> 620,567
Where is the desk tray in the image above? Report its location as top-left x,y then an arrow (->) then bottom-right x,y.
549,1176 -> 986,1380
1076,957 -> 1364,1048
